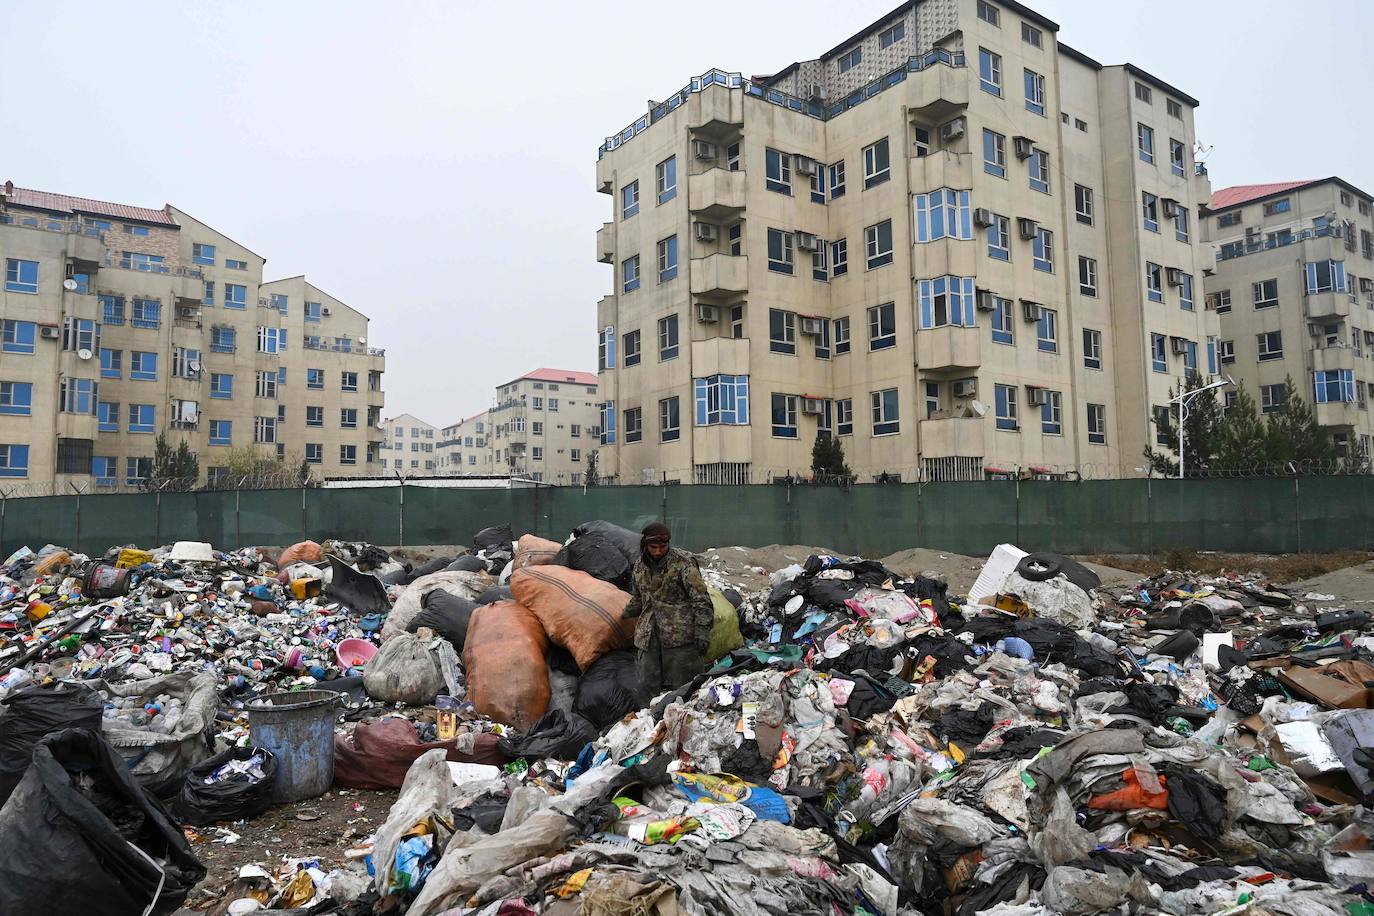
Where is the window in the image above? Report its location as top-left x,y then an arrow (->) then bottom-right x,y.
1078,256 -> 1098,296
879,21 -> 904,48
1142,192 -> 1159,232
623,329 -> 641,367
1,320 -> 35,355
987,214 -> 1010,261
1168,138 -> 1186,177
977,0 -> 1000,25
0,382 -> 31,416
657,235 -> 678,283
983,129 -> 1006,177
221,258 -> 248,271
828,161 -> 846,199
914,189 -> 972,242
1135,81 -> 1153,104
1217,211 -> 1242,229
1315,369 -> 1356,403
810,168 -> 825,204
769,309 -> 796,354
100,294 -> 125,326
1257,330 -> 1283,361
1036,308 -> 1057,352
268,293 -> 288,314
5,259 -> 38,294
1083,328 -> 1102,369
694,375 -> 750,426
210,325 -> 236,353
1137,123 -> 1154,163
834,316 -> 851,354
865,219 -> 893,268
129,403 -> 155,433
202,280 -> 215,306
306,405 -> 324,427
656,156 -> 677,204
861,388 -> 897,436
1074,186 -> 1094,223
1075,118 -> 1088,132
869,302 -> 898,348
1213,289 -> 1232,313
0,444 -> 32,479
1306,259 -> 1346,294
58,378 -> 95,415
255,370 -> 278,399
1218,339 -> 1235,364
1175,206 -> 1190,242
256,326 -> 282,353
1029,148 -> 1050,193
1039,389 -> 1062,435
917,277 -> 975,329
1207,336 -> 1218,374
1260,383 -> 1287,414
1151,333 -> 1168,372
838,46 -> 862,73
1021,20 -> 1043,45
771,394 -> 798,438
121,251 -> 164,272
206,419 -> 231,447
1182,339 -> 1198,373
302,300 -> 322,322
1179,273 -> 1194,311
342,371 -> 358,391
254,416 -> 277,444
529,447 -> 542,462
1087,404 -> 1106,444
826,397 -> 850,437
191,242 -> 216,266
658,314 -> 679,360
128,297 -> 159,329
1023,68 -> 1045,115
598,326 -> 616,370
659,397 -> 681,442
1167,98 -> 1183,118
727,222 -> 743,256
622,255 -> 640,292
925,381 -> 941,419
223,283 -> 246,309
98,401 -> 119,432
995,384 -> 1018,430
210,373 -> 233,399
623,407 -> 643,443
92,456 -> 116,486
991,297 -> 1014,345
303,443 -> 322,464
304,367 -> 323,390
1146,262 -> 1163,302
340,408 -> 358,429
979,48 -> 1002,96
767,228 -> 794,274
130,351 -> 158,381
863,138 -> 891,188
570,424 -> 580,439
830,238 -> 848,277
1032,228 -> 1054,272
1264,198 -> 1292,216
532,396 -> 543,410
101,348 -> 122,379
765,148 -> 792,194
622,180 -> 640,219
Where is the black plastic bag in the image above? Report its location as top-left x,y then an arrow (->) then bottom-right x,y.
476,585 -> 513,606
555,531 -> 634,591
496,708 -> 597,761
0,682 -> 104,807
411,590 -> 477,650
574,650 -> 640,729
0,728 -> 206,916
473,524 -> 514,553
446,555 -> 487,573
405,556 -> 454,584
175,746 -> 278,826
570,520 -> 641,565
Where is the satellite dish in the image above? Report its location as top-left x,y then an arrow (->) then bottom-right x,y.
62,278 -> 78,291
76,348 -> 93,361
970,399 -> 988,418
189,359 -> 201,373
357,336 -> 367,344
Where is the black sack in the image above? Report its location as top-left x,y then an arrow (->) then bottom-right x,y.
175,745 -> 278,826
411,590 -> 477,650
475,585 -> 513,606
556,531 -> 634,591
0,681 -> 104,807
446,555 -> 487,573
0,728 -> 206,916
574,650 -> 641,729
405,556 -> 454,584
473,524 -> 514,553
496,708 -> 598,761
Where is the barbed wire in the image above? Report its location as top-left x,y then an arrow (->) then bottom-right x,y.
0,472 -> 317,499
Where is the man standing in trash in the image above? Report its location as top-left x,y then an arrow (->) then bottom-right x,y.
622,522 -> 714,702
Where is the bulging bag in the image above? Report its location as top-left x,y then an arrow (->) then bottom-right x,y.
364,631 -> 444,705
464,602 -> 550,730
510,567 -> 635,671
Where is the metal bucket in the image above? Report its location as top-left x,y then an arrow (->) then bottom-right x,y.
246,690 -> 341,803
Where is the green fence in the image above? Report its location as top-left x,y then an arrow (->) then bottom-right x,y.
5,476 -> 1374,559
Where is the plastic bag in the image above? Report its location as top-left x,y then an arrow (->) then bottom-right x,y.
371,749 -> 459,898
278,540 -> 323,566
333,718 -> 506,790
574,650 -> 640,729
364,632 -> 444,705
383,569 -> 491,640
1030,788 -> 1096,866
175,745 -> 278,825
464,601 -> 550,730
706,589 -> 744,662
497,709 -> 598,761
510,566 -> 635,671
409,590 -> 476,650
0,681 -> 104,806
555,531 -> 633,591
99,670 -> 218,797
0,728 -> 206,916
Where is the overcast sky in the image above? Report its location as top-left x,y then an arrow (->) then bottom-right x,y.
6,1 -> 1369,425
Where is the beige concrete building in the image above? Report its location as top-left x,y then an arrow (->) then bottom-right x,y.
380,412 -> 439,475
0,181 -> 385,489
593,0 -> 1216,483
489,369 -> 600,484
1202,178 -> 1374,458
438,411 -> 495,475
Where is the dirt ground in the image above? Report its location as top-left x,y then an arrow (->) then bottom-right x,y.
1080,550 -> 1373,585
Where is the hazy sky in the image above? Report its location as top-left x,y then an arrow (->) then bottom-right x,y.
6,1 -> 1370,425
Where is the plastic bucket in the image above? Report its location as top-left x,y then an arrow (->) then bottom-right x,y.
247,690 -> 341,803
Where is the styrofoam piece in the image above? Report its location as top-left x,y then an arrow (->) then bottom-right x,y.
169,541 -> 216,562
1201,632 -> 1234,671
966,543 -> 1029,606
448,761 -> 501,785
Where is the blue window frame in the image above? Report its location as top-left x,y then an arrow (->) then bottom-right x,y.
983,129 -> 1006,177
0,382 -> 32,416
0,445 -> 29,478
98,401 -> 119,432
210,373 -> 233,399
914,189 -> 972,242
765,148 -> 792,194
192,242 -> 216,265
1182,340 -> 1198,373
209,419 -> 232,446
621,180 -> 639,219
1029,149 -> 1050,193
917,276 -> 975,329
130,351 -> 158,381
995,384 -> 1018,430
1036,308 -> 1058,352
1137,122 -> 1154,163
124,224 -> 150,237
224,283 -> 247,309
307,368 -> 324,389
1306,259 -> 1347,294
1146,262 -> 1164,302
5,259 -> 38,294
101,348 -> 122,379
1179,273 -> 1194,311
622,255 -> 640,292
978,48 -> 1002,96
657,235 -> 678,283
987,215 -> 1010,261
1032,228 -> 1054,272
305,443 -> 323,463
305,301 -> 322,321
2,320 -> 35,354
1315,369 -> 1356,403
131,298 -> 161,329
1023,68 -> 1045,115
656,156 -> 677,204
211,326 -> 236,353
1151,333 -> 1167,372
991,297 -> 1014,345
203,281 -> 215,306
101,294 -> 125,325
600,400 -> 617,445
1142,192 -> 1159,232
129,404 -> 155,433
92,456 -> 116,486
694,375 -> 750,426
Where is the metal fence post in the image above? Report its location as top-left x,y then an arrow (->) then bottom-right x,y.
74,491 -> 81,554
154,491 -> 162,547
301,488 -> 308,542
398,485 -> 405,547
1294,476 -> 1302,553
1014,476 -> 1021,546
1146,476 -> 1153,555
235,489 -> 241,549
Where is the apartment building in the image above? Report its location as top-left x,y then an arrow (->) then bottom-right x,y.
380,413 -> 440,475
1202,178 -> 1374,457
437,411 -> 495,474
489,369 -> 600,484
592,0 -> 1216,483
0,181 -> 385,489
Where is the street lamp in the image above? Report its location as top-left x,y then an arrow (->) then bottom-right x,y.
1172,374 -> 1234,479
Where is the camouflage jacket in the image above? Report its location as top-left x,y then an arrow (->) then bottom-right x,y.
621,547 -> 714,651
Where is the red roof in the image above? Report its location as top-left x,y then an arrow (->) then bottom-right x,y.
1211,181 -> 1315,211
516,368 -> 599,387
3,182 -> 177,226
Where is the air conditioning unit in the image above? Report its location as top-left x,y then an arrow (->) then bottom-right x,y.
177,306 -> 199,319
1017,217 -> 1038,240
1170,336 -> 1189,356
796,231 -> 820,251
1013,136 -> 1034,160
941,118 -> 966,141
799,316 -> 824,336
693,221 -> 718,242
952,379 -> 977,399
696,303 -> 719,323
795,155 -> 819,176
39,325 -> 60,340
1162,198 -> 1180,218
975,289 -> 997,312
321,306 -> 332,316
1166,267 -> 1185,286
973,207 -> 995,227
1025,386 -> 1047,406
801,397 -> 824,415
692,139 -> 718,160
1021,300 -> 1042,322
1308,322 -> 1323,336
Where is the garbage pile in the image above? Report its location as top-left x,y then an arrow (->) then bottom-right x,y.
4,529 -> 1374,915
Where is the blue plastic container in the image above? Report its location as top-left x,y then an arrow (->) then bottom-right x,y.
247,690 -> 341,802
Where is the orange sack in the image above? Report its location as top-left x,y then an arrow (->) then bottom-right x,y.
1088,767 -> 1169,811
279,540 -> 323,566
514,534 -> 562,570
510,566 -> 636,671
463,601 -> 550,730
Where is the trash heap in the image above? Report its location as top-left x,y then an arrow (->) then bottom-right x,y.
3,530 -> 1374,915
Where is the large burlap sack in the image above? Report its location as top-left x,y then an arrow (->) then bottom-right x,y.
463,602 -> 550,730
514,534 -> 561,570
279,540 -> 322,566
363,631 -> 444,705
510,567 -> 635,672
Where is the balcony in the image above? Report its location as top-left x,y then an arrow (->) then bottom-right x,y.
686,82 -> 745,134
905,59 -> 969,121
916,326 -> 981,371
1316,400 -> 1359,428
597,222 -> 614,264
688,168 -> 746,221
690,254 -> 747,298
1306,291 -> 1353,321
909,149 -> 972,191
919,416 -> 985,459
690,337 -> 750,377
1312,345 -> 1358,374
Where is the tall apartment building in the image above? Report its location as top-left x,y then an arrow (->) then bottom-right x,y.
593,0 -> 1216,483
489,369 -> 600,484
380,413 -> 440,475
1202,178 -> 1374,457
0,181 -> 385,488
437,411 -> 495,474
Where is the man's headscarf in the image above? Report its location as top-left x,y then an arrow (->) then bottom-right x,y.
641,522 -> 671,565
